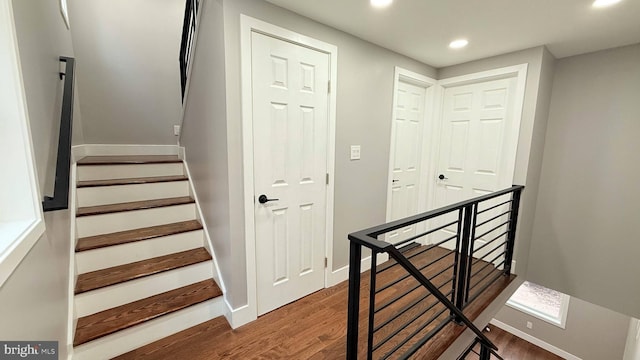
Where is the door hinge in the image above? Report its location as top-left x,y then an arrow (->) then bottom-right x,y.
325,257 -> 328,268
326,173 -> 329,185
328,81 -> 331,94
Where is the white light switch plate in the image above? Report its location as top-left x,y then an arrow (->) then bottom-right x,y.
350,145 -> 361,160
173,125 -> 181,136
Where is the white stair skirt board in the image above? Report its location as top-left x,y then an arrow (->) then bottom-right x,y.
76,230 -> 204,273
77,163 -> 185,182
489,319 -> 583,360
72,297 -> 224,360
76,204 -> 196,238
76,181 -> 190,207
75,261 -> 214,317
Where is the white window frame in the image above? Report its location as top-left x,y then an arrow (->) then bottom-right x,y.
0,0 -> 46,287
507,281 -> 571,329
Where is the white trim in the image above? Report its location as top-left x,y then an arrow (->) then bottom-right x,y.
385,67 -> 437,236
59,0 -> 70,29
224,300 -> 254,329
506,281 -> 571,328
180,148 -> 226,296
240,15 -> 338,323
66,164 -> 78,360
427,64 -> 528,211
490,319 -> 582,360
0,0 -> 45,288
72,144 -> 180,157
437,64 -> 529,87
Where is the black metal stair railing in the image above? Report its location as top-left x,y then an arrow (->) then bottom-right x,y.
346,185 -> 524,359
458,337 -> 506,360
179,0 -> 200,101
42,56 -> 75,212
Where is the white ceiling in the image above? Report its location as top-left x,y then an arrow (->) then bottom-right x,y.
265,0 -> 640,67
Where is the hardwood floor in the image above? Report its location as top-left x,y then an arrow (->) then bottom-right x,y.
76,196 -> 195,216
463,325 -> 564,360
116,246 -> 514,360
77,155 -> 182,165
74,280 -> 221,346
75,220 -> 203,251
75,248 -> 211,294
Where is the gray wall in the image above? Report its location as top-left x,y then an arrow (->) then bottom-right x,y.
4,3 -> 74,357
528,43 -> 640,319
67,0 -> 183,145
180,0 -> 237,303
218,0 -> 436,307
0,210 -> 72,358
11,0 -> 82,195
624,318 -> 640,360
495,296 -> 630,360
438,46 -> 556,280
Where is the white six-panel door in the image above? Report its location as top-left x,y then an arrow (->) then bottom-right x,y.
251,31 -> 330,315
388,81 -> 427,244
431,77 -> 517,261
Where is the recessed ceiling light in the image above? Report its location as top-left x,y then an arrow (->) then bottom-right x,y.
370,0 -> 393,8
449,39 -> 469,49
592,0 -> 622,8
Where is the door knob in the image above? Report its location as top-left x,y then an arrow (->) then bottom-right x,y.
438,174 -> 448,180
258,194 -> 279,204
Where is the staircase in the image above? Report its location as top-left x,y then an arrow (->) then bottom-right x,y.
72,155 -> 225,359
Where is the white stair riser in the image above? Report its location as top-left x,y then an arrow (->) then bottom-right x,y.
77,181 -> 190,207
76,204 -> 196,238
75,261 -> 214,317
72,298 -> 224,360
76,230 -> 204,273
77,163 -> 184,181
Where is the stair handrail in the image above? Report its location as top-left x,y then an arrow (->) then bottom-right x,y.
346,185 -> 524,358
43,56 -> 75,212
178,0 -> 200,101
387,246 -> 498,351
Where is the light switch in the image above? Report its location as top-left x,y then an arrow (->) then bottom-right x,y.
350,145 -> 361,160
174,125 -> 181,136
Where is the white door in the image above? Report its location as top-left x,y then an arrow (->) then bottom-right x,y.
431,77 -> 517,261
251,32 -> 330,315
388,81 -> 427,244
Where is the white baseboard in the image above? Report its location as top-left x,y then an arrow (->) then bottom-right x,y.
225,299 -> 254,329
490,319 -> 582,360
72,144 -> 180,158
326,253 -> 390,287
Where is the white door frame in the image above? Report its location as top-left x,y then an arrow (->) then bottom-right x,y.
240,15 -> 338,322
385,67 -> 437,237
427,64 -> 528,211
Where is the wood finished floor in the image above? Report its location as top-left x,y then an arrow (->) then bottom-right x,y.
116,245 -> 516,360
464,325 -> 564,360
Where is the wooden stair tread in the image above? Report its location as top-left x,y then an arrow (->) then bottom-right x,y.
73,279 -> 222,347
411,274 -> 516,360
75,248 -> 212,294
76,220 -> 203,252
112,317 -> 230,359
77,175 -> 188,188
77,155 -> 182,165
76,196 -> 194,217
